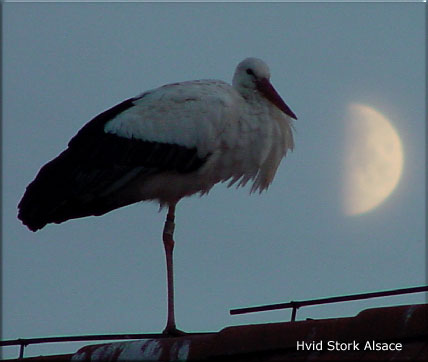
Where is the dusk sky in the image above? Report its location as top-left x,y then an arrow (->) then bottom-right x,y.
3,2 -> 425,359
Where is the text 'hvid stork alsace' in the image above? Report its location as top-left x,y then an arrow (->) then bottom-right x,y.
18,57 -> 297,335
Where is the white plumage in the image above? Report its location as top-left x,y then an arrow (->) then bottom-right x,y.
18,57 -> 297,335
103,58 -> 295,203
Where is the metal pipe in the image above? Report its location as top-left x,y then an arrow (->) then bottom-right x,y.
230,285 -> 428,316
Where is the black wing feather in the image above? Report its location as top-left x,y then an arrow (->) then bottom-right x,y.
18,97 -> 208,231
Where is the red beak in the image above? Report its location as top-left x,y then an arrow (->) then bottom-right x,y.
257,78 -> 297,120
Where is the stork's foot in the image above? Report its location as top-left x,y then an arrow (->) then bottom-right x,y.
162,326 -> 187,337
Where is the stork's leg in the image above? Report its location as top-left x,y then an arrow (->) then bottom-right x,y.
162,203 -> 185,335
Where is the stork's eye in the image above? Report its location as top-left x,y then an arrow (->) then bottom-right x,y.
246,68 -> 255,76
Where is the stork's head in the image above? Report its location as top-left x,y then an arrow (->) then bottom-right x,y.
232,57 -> 297,120
233,57 -> 271,90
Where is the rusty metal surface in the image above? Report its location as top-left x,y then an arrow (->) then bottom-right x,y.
4,286 -> 426,360
68,303 -> 427,361
71,338 -> 193,361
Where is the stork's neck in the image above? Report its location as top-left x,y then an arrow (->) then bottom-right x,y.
233,83 -> 261,103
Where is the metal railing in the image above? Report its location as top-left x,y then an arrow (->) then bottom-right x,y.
230,285 -> 428,321
1,285 -> 427,360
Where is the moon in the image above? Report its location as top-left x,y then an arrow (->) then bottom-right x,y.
343,103 -> 404,216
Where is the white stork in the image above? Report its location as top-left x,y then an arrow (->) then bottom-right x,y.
18,57 -> 297,335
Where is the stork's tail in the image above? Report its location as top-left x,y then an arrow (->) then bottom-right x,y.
18,196 -> 49,232
18,148 -> 145,232
18,150 -> 76,231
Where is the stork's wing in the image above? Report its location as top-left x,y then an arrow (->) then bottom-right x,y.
104,80 -> 239,156
18,81 -> 237,231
